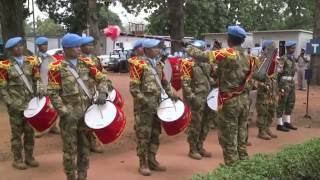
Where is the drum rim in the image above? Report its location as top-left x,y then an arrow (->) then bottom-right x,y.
157,99 -> 185,122
23,97 -> 47,118
84,101 -> 117,129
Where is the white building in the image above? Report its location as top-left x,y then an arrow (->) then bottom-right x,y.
202,29 -> 313,57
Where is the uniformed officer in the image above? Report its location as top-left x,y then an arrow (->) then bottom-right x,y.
181,40 -> 216,160
256,40 -> 278,140
276,41 -> 298,132
80,36 -> 104,154
185,25 -> 259,165
35,36 -> 60,136
0,37 -> 40,170
48,33 -> 112,180
129,39 -> 178,176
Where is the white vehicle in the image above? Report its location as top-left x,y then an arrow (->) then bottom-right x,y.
98,55 -> 111,67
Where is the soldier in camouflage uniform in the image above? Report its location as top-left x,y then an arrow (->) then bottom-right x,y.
181,40 -> 216,160
276,41 -> 298,132
35,36 -> 60,137
129,39 -> 178,176
185,26 -> 259,165
80,36 -> 104,154
48,33 -> 112,180
256,40 -> 278,140
0,37 -> 40,170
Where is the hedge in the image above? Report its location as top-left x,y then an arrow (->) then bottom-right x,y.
192,138 -> 320,180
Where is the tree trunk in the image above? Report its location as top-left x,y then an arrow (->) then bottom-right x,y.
311,0 -> 320,85
167,0 -> 184,54
88,0 -> 101,55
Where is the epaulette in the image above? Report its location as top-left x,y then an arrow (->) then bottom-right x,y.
26,56 -> 39,66
80,57 -> 95,66
181,58 -> 194,80
212,48 -> 237,62
0,59 -> 11,69
129,57 -> 148,69
49,60 -> 62,71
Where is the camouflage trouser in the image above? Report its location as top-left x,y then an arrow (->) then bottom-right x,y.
88,133 -> 97,149
187,96 -> 217,152
277,81 -> 295,118
59,116 -> 90,176
256,102 -> 276,130
8,108 -> 35,161
134,97 -> 161,158
217,93 -> 249,165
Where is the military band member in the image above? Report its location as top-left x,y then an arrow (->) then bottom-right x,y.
129,39 -> 178,176
256,40 -> 278,140
185,26 -> 259,165
48,33 -> 112,180
80,36 -> 104,153
181,40 -> 215,160
276,41 -> 298,132
35,36 -> 60,136
0,37 -> 40,170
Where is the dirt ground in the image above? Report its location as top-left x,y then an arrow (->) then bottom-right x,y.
0,73 -> 320,180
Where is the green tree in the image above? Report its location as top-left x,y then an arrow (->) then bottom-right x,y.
98,6 -> 123,30
25,18 -> 65,37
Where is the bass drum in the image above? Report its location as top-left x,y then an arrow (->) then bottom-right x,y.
24,96 -> 58,133
157,99 -> 191,136
107,88 -> 124,108
85,101 -> 126,144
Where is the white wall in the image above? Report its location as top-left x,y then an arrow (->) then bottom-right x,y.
26,37 -> 61,54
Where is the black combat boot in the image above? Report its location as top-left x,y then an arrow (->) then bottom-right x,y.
276,125 -> 290,132
284,122 -> 298,130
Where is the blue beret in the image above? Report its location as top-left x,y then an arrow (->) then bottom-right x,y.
191,40 -> 206,49
262,40 -> 274,48
5,37 -> 23,49
227,25 -> 247,39
61,33 -> 82,48
142,39 -> 160,48
132,39 -> 144,49
285,40 -> 296,47
35,37 -> 48,45
81,36 -> 94,46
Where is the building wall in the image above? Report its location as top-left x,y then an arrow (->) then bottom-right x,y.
26,37 -> 61,54
203,33 -> 253,49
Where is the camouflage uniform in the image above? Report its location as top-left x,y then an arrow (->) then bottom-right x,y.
0,56 -> 39,166
181,58 -> 216,157
47,57 -> 111,179
129,56 -> 174,170
277,55 -> 296,118
80,54 -> 105,153
186,46 -> 257,165
256,76 -> 278,133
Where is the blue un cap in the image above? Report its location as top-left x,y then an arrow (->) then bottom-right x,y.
191,40 -> 206,49
132,39 -> 144,49
36,36 -> 48,45
5,37 -> 23,49
142,39 -> 160,48
262,40 -> 274,48
227,25 -> 247,39
285,41 -> 296,47
81,36 -> 94,46
61,33 -> 82,48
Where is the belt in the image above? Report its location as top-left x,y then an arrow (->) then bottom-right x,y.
282,76 -> 294,81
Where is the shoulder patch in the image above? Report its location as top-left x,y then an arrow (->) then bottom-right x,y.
80,57 -> 95,66
26,56 -> 39,66
181,58 -> 194,80
0,59 -> 11,69
129,57 -> 147,82
49,60 -> 62,71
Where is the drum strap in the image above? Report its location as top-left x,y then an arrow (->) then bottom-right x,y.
66,65 -> 93,99
148,65 -> 168,99
13,63 -> 34,94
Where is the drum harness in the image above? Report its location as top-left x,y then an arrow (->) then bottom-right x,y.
13,62 -> 34,95
66,65 -> 104,119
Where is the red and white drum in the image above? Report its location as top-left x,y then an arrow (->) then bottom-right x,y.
84,101 -> 126,144
107,89 -> 124,108
24,96 -> 58,133
157,99 -> 191,136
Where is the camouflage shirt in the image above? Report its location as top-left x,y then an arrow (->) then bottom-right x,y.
0,56 -> 40,111
278,54 -> 296,77
181,58 -> 212,101
47,57 -> 111,119
186,45 -> 258,95
129,56 -> 173,106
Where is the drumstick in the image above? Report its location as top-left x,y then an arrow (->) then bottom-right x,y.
97,105 -> 104,119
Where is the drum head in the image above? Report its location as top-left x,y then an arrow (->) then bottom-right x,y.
24,97 -> 47,118
85,101 -> 117,129
107,89 -> 116,102
207,88 -> 219,111
157,99 -> 185,122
